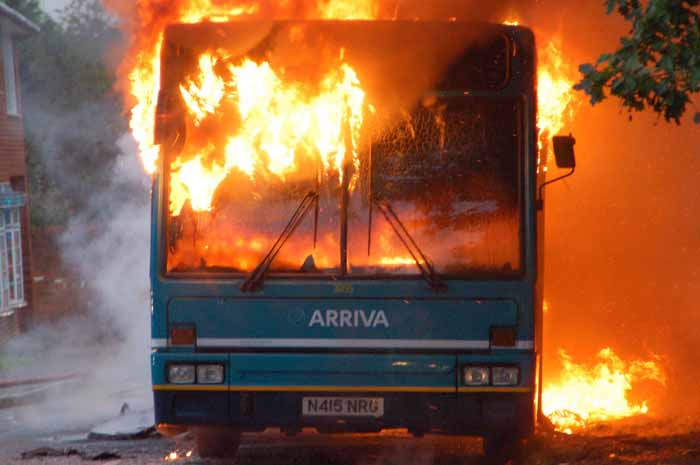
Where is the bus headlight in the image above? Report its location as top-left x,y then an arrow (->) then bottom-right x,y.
492,366 -> 519,386
463,366 -> 490,386
168,364 -> 195,384
197,364 -> 225,384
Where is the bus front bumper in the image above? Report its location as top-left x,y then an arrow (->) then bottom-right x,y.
152,352 -> 536,437
153,387 -> 533,436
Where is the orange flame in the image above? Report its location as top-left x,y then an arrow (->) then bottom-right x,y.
121,9 -> 664,435
164,449 -> 193,462
378,256 -> 417,267
170,53 -> 366,216
179,2 -> 258,23
319,0 -> 379,19
534,40 -> 665,434
537,39 -> 577,170
543,348 -> 666,434
118,0 -> 379,175
128,38 -> 162,174
179,54 -> 227,127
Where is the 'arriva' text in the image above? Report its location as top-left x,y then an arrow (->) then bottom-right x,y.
308,309 -> 390,328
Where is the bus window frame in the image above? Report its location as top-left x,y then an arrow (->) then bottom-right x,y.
160,94 -> 526,282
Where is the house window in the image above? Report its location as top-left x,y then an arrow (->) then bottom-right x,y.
0,207 -> 24,311
2,31 -> 18,116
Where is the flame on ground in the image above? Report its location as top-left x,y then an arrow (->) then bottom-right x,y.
164,450 -> 193,462
542,348 -> 666,434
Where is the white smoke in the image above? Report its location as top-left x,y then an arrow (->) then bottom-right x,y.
1,134 -> 152,431
59,134 -> 151,354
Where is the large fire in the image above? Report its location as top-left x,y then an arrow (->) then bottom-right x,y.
536,39 -> 577,171
115,0 -> 662,436
128,39 -> 162,174
532,35 -> 668,434
543,348 -> 666,434
123,0 -> 377,175
170,52 -> 365,216
319,0 -> 378,19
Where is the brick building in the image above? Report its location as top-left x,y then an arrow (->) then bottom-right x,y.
0,4 -> 38,345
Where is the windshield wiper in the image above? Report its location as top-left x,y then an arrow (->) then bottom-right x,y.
241,191 -> 319,292
374,200 -> 448,292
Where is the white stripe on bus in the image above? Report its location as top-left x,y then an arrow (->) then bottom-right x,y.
152,338 -> 534,350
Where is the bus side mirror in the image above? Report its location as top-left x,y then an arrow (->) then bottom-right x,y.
553,135 -> 576,169
537,134 -> 577,211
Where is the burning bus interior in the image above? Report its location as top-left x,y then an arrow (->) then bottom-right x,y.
158,22 -> 525,280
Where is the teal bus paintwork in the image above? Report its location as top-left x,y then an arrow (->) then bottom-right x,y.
150,22 -> 544,440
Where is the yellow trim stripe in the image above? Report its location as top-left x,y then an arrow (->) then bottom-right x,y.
458,387 -> 532,393
153,385 -> 228,392
153,385 -> 531,394
230,386 -> 454,393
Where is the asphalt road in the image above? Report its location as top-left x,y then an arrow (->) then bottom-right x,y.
0,421 -> 487,465
3,402 -> 700,465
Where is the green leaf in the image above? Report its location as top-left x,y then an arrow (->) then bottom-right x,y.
596,53 -> 613,65
577,0 -> 700,123
690,68 -> 700,88
624,54 -> 642,71
605,0 -> 617,15
659,54 -> 674,72
624,76 -> 638,91
611,77 -> 625,93
579,63 -> 596,75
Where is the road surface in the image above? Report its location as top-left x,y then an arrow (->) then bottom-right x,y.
3,403 -> 700,465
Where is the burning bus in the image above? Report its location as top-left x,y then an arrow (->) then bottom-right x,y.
149,20 -> 575,460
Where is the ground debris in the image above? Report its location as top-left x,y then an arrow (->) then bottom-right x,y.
88,408 -> 159,441
525,426 -> 700,465
680,447 -> 700,457
88,425 -> 158,441
20,447 -> 80,459
85,451 -> 121,461
20,447 -> 122,461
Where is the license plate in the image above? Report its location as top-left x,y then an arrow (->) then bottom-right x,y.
302,397 -> 384,417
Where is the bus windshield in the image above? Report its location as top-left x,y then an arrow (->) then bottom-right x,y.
165,95 -> 521,276
161,23 -> 521,277
349,97 -> 521,276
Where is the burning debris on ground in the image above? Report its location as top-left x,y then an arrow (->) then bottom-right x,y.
542,348 -> 666,434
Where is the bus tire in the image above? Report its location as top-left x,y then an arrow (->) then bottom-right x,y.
482,433 -> 524,465
194,426 -> 241,459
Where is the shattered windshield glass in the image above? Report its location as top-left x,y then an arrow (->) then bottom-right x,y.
161,23 -> 521,276
166,96 -> 521,276
348,97 -> 522,276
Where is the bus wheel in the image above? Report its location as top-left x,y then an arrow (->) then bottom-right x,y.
482,434 -> 524,465
194,426 -> 241,459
